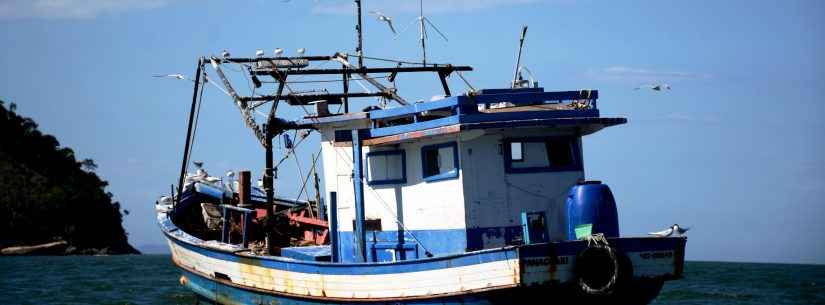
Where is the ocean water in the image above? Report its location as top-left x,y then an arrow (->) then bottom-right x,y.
0,255 -> 823,305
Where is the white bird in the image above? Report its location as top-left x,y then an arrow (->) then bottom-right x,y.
635,84 -> 671,91
274,48 -> 284,57
255,49 -> 265,57
648,224 -> 690,237
152,74 -> 185,80
221,50 -> 231,58
369,10 -> 397,34
297,48 -> 306,56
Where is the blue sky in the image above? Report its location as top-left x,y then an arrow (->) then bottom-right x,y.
1,0 -> 823,264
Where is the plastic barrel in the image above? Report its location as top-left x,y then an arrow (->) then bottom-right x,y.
566,181 -> 619,240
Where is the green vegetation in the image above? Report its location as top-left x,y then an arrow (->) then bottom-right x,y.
0,100 -> 139,255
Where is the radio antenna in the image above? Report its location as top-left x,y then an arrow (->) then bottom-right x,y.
396,0 -> 448,66
512,25 -> 528,87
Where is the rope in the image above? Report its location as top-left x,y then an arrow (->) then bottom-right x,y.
583,233 -> 609,247
291,150 -> 322,218
456,71 -> 477,93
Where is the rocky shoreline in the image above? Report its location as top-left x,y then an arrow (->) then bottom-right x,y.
1,102 -> 141,257
1,240 -> 140,256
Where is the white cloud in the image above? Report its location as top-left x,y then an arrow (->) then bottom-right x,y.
0,0 -> 173,20
587,66 -> 708,83
312,0 -> 543,15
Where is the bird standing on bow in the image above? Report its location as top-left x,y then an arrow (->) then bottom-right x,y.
635,84 -> 672,91
648,224 -> 690,237
369,10 -> 397,34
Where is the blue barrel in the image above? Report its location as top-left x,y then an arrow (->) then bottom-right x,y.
566,181 -> 619,240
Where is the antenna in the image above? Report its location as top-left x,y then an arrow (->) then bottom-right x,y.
397,0 -> 448,66
512,25 -> 528,87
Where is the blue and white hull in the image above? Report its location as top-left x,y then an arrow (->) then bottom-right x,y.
160,211 -> 685,305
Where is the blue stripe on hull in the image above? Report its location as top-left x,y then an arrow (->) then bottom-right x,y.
179,268 -> 496,305
168,234 -> 517,275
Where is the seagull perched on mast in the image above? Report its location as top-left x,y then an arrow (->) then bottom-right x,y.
369,10 -> 397,34
635,84 -> 671,91
648,224 -> 690,237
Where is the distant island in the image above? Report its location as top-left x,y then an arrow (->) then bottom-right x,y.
0,101 -> 139,255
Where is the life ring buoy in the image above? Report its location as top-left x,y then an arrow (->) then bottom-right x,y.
574,243 -> 620,295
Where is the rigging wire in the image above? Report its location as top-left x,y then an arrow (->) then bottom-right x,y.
456,71 -> 477,93
292,150 -> 322,218
185,71 -> 208,173
260,75 -> 391,84
343,53 -> 449,66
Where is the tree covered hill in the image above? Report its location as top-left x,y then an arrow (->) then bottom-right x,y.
0,100 -> 139,255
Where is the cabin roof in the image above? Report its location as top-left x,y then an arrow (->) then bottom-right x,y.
297,88 -> 626,145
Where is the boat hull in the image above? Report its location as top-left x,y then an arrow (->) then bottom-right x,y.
176,263 -> 667,305
161,209 -> 685,305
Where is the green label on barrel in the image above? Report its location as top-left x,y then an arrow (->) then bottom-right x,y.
575,223 -> 593,239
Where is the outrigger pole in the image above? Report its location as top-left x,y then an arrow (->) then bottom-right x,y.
176,58 -> 204,208
264,71 -> 289,213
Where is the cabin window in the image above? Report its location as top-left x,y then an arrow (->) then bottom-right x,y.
510,142 -> 524,162
421,142 -> 459,182
504,137 -> 581,173
366,150 -> 406,185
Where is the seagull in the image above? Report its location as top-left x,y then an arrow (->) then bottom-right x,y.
369,10 -> 397,34
255,49 -> 265,57
635,84 -> 671,91
274,48 -> 284,57
152,74 -> 185,80
648,224 -> 690,237
297,48 -> 306,56
221,50 -> 231,58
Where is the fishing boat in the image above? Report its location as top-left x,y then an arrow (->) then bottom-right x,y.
156,3 -> 686,304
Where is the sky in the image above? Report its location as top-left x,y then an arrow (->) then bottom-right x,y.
1,0 -> 823,264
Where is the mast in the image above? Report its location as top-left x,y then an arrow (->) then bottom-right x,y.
419,0 -> 426,65
176,58 -> 203,209
355,0 -> 364,68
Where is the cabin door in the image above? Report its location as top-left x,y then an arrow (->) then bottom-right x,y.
336,174 -> 355,259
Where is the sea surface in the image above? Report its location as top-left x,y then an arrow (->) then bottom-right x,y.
0,255 -> 823,305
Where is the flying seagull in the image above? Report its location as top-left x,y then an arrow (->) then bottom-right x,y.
369,10 -> 397,34
648,224 -> 690,237
152,74 -> 185,80
635,84 -> 671,91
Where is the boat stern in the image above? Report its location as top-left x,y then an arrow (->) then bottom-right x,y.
516,236 -> 686,301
